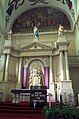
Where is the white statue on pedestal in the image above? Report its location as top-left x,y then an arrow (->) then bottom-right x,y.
33,26 -> 39,41
58,24 -> 64,36
8,29 -> 12,40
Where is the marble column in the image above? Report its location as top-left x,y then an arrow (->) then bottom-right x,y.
4,54 -> 10,81
60,51 -> 64,81
49,56 -> 53,83
65,51 -> 70,81
49,56 -> 55,102
18,57 -> 22,83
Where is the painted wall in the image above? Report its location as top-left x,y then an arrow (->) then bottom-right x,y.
77,0 -> 79,16
8,56 -> 19,82
72,10 -> 79,55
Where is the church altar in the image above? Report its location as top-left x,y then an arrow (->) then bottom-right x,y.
11,89 -> 31,94
11,86 -> 47,104
11,89 -> 30,103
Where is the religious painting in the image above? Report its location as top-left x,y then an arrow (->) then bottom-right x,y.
12,7 -> 71,33
27,60 -> 44,89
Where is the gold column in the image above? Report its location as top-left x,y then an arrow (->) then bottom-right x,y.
4,54 -> 10,81
18,57 -> 22,83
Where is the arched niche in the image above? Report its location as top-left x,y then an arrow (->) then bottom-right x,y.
26,59 -> 44,88
22,58 -> 49,89
25,57 -> 49,67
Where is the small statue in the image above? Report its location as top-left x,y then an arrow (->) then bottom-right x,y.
28,64 -> 44,89
34,26 -> 39,38
58,24 -> 64,36
8,29 -> 12,40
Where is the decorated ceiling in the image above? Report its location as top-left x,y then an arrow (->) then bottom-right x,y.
0,0 -> 77,34
12,7 -> 71,33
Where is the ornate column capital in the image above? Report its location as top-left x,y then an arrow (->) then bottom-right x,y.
56,41 -> 70,51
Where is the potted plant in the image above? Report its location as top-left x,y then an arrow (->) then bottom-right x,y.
42,104 -> 79,119
60,105 -> 79,119
42,104 -> 61,119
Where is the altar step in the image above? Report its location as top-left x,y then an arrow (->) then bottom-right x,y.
0,102 -> 44,119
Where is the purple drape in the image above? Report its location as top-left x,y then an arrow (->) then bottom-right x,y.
23,67 -> 27,88
44,67 -> 49,88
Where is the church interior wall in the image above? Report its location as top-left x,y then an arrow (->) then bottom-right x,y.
20,51 -> 52,57
8,55 -> 19,83
13,31 -> 76,56
73,17 -> 79,55
69,67 -> 79,105
13,32 -> 58,46
77,0 -> 79,15
0,55 -> 20,101
0,0 -> 79,103
70,67 -> 79,94
0,31 -> 78,102
0,82 -> 14,101
68,38 -> 76,55
0,55 -> 19,101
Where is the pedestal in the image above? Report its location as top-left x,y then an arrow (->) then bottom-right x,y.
4,72 -> 8,81
47,82 -> 55,102
57,80 -> 75,105
34,38 -> 39,42
58,35 -> 67,42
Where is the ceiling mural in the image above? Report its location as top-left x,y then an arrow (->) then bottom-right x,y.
5,0 -> 25,28
28,0 -> 49,5
12,7 -> 71,33
57,0 -> 72,10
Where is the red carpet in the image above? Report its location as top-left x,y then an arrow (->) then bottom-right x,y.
0,101 -> 60,119
0,102 -> 44,119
